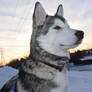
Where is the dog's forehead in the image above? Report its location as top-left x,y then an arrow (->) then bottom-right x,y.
45,16 -> 55,25
55,16 -> 65,23
54,18 -> 65,27
45,16 -> 66,27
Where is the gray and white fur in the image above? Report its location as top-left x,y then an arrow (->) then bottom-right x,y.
1,2 -> 84,92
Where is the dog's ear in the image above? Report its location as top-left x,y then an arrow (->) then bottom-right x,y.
33,2 -> 46,26
55,4 -> 63,17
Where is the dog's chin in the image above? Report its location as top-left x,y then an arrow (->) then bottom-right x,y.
60,44 -> 76,50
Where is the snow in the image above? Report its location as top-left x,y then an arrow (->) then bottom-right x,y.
68,71 -> 92,92
80,56 -> 92,61
69,63 -> 92,71
0,65 -> 92,92
0,66 -> 18,89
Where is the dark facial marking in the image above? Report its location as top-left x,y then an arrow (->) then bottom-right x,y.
53,26 -> 61,30
55,15 -> 65,23
36,16 -> 65,36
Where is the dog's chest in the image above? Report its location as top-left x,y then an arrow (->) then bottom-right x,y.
51,70 -> 68,92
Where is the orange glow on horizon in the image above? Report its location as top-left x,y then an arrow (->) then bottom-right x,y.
0,42 -> 92,66
0,53 -> 29,66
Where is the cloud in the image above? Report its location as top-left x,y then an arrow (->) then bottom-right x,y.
0,0 -> 32,7
0,0 -> 35,18
83,9 -> 92,18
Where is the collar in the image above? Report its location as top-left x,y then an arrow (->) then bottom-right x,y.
30,56 -> 69,72
39,61 -> 64,72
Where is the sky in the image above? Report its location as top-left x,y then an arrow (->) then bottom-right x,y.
0,0 -> 92,64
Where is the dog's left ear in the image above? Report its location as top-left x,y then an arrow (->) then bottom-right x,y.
55,4 -> 63,17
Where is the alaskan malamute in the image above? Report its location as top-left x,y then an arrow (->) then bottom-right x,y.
1,2 -> 84,92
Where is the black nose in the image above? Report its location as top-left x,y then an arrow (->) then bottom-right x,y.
75,30 -> 84,40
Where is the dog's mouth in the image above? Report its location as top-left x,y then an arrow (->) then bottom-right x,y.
60,40 -> 82,47
60,39 -> 83,48
59,31 -> 84,48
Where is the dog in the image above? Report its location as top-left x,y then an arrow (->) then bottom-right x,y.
1,2 -> 84,92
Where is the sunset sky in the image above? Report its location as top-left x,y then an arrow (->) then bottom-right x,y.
0,0 -> 92,64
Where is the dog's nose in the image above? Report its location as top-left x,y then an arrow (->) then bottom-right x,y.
75,30 -> 84,40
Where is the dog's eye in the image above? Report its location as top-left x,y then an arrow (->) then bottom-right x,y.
53,26 -> 61,30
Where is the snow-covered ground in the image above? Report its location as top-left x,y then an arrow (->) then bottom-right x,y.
68,63 -> 92,92
68,70 -> 92,92
69,63 -> 92,71
0,66 -> 92,92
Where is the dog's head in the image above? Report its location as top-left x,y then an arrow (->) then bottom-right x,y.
32,2 -> 84,56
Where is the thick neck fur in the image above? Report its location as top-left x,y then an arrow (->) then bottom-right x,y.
19,44 -> 69,92
21,39 -> 69,80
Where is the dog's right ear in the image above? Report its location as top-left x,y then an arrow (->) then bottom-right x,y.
33,2 -> 46,26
